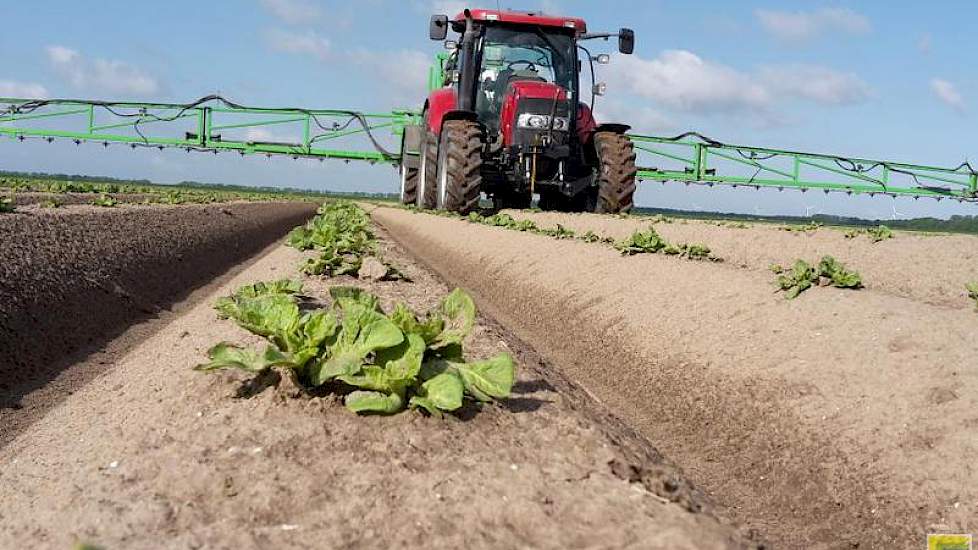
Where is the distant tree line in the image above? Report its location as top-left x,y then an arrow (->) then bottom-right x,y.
633,206 -> 978,235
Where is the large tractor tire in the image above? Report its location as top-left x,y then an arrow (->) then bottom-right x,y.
416,130 -> 438,210
399,125 -> 421,205
436,119 -> 483,214
593,132 -> 637,214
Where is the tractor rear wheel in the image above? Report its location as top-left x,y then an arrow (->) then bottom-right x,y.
416,130 -> 438,210
593,132 -> 637,214
436,120 -> 483,214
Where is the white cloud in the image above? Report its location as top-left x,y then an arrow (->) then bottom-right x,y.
593,99 -> 673,133
605,50 -> 872,118
46,45 -> 160,97
259,0 -> 321,24
755,7 -> 870,42
760,65 -> 871,105
351,49 -> 430,107
607,50 -> 771,114
930,78 -> 964,112
0,80 -> 49,98
264,28 -> 331,60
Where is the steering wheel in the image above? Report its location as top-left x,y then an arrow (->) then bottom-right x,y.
506,60 -> 538,72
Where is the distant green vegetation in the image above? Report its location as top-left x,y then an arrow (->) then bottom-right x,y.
631,205 -> 978,236
0,171 -> 398,204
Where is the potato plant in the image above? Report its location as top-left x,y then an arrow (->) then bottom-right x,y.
0,196 -> 14,213
199,281 -> 515,416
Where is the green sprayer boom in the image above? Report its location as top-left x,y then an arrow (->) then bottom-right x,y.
2,95 -> 975,204
0,96 -> 416,164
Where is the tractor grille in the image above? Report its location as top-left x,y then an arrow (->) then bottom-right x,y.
513,98 -> 571,146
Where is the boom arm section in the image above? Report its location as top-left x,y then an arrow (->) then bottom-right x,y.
629,133 -> 978,202
0,96 -> 418,165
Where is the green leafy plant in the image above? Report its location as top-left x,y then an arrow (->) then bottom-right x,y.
579,230 -> 602,243
776,256 -> 862,299
287,201 -> 408,279
539,224 -> 575,239
615,226 -> 669,254
0,196 -> 14,213
966,282 -> 978,310
866,225 -> 893,243
198,284 -> 515,416
776,259 -> 819,299
779,221 -> 822,233
92,194 -> 118,207
817,256 -> 862,288
40,199 -> 62,208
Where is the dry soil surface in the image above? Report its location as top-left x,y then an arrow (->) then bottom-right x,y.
502,209 -> 978,309
0,202 -> 317,446
373,205 -> 978,549
0,222 -> 754,549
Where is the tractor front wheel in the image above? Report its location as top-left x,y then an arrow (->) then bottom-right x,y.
593,132 -> 637,214
399,125 -> 421,205
416,130 -> 438,209
435,120 -> 483,214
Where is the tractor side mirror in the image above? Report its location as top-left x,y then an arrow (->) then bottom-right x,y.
619,28 -> 635,54
430,15 -> 449,40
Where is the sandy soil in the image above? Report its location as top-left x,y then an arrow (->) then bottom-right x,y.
501,209 -> 978,309
0,202 -> 317,446
373,205 -> 978,549
0,222 -> 753,549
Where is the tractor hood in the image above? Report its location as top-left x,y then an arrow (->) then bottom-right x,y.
499,81 -> 571,147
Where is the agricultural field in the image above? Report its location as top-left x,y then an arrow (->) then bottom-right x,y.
0,173 -> 333,209
2,197 -> 976,549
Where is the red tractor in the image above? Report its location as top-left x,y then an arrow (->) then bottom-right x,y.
399,8 -> 637,214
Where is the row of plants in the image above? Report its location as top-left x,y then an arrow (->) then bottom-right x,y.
415,208 -> 722,262
286,201 -> 406,280
197,279 -> 515,416
0,175 -> 325,202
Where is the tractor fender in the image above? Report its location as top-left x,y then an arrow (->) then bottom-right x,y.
424,88 -> 458,135
400,124 -> 422,169
593,122 -> 632,137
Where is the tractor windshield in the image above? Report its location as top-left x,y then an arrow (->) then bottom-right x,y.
476,25 -> 576,129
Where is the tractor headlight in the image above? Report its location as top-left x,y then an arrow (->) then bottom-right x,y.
518,113 -> 569,131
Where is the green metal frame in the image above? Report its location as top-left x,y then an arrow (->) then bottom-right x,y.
628,134 -> 978,201
0,97 -> 420,165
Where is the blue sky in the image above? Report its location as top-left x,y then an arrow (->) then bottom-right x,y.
0,0 -> 975,220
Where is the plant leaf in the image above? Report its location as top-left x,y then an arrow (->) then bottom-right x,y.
194,342 -> 292,373
345,390 -> 405,414
453,353 -> 516,402
430,288 -> 476,349
307,304 -> 403,385
412,371 -> 464,413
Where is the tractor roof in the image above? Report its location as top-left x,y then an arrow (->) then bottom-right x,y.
452,9 -> 587,33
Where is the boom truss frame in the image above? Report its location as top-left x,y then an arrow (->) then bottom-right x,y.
629,134 -> 978,202
0,97 -> 417,164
